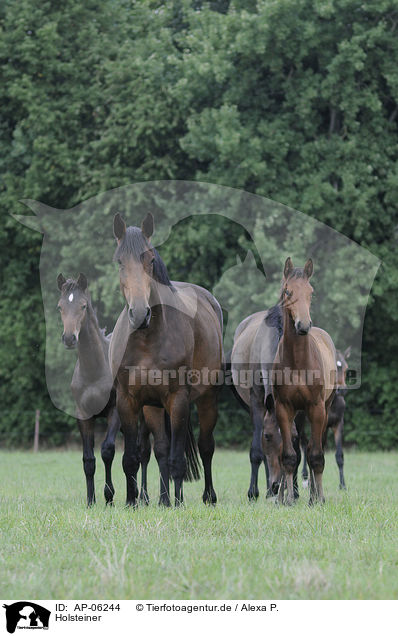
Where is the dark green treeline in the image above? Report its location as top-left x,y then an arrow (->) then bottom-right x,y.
0,0 -> 397,449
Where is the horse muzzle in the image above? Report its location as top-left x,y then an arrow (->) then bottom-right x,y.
128,306 -> 151,330
295,320 -> 312,335
62,333 -> 78,349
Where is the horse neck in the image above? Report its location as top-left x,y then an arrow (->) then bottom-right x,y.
77,304 -> 108,380
149,280 -> 168,323
280,305 -> 311,367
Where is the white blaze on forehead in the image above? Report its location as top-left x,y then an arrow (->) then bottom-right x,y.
68,293 -> 74,302
337,361 -> 342,367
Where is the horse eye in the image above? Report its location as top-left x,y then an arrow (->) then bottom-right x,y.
82,304 -> 87,310
285,289 -> 292,298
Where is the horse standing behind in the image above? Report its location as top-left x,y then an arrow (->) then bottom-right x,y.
109,212 -> 223,507
273,257 -> 336,505
230,305 -> 301,500
299,347 -> 350,490
57,273 -> 120,506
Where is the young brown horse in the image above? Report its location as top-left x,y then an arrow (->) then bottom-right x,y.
299,347 -> 350,490
273,258 -> 336,505
109,212 -> 223,507
57,273 -> 120,506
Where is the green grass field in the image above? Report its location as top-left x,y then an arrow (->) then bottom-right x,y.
0,449 -> 397,600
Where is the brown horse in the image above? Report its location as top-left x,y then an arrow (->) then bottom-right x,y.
299,346 -> 350,490
57,273 -> 120,506
109,212 -> 223,507
273,257 -> 336,505
231,305 -> 297,499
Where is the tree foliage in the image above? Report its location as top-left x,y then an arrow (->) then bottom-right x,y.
0,0 -> 397,449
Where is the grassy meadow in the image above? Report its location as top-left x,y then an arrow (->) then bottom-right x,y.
0,448 -> 397,600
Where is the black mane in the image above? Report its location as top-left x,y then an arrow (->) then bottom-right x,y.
114,226 -> 174,288
265,303 -> 283,339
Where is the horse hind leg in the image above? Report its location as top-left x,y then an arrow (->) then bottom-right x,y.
334,420 -> 346,490
307,404 -> 327,505
292,425 -> 301,500
196,392 -> 218,505
139,421 -> 151,505
248,460 -> 261,501
248,390 -> 264,501
154,430 -> 171,507
78,418 -> 96,507
101,408 -> 120,505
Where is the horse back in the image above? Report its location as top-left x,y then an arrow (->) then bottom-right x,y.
231,309 -> 280,406
309,327 -> 337,401
180,282 -> 224,372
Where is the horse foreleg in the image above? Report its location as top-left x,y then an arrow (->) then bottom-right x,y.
292,424 -> 301,500
333,419 -> 346,490
144,406 -> 170,506
169,391 -> 190,507
196,392 -> 218,505
101,407 -> 120,505
78,418 -> 96,506
307,403 -> 327,505
118,394 -> 140,507
275,402 -> 296,505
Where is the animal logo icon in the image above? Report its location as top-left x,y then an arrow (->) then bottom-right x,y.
2,602 -> 50,633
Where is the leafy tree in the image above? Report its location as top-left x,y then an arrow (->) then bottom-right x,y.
0,0 -> 397,449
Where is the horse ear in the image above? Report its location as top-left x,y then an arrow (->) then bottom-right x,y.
77,273 -> 88,291
265,393 -> 274,413
57,273 -> 66,290
344,346 -> 351,359
303,258 -> 313,279
141,212 -> 154,239
113,213 -> 126,242
283,257 -> 294,279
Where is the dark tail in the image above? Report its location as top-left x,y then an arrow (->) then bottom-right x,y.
164,409 -> 201,482
184,413 -> 201,481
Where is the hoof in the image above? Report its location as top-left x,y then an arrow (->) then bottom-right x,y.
284,497 -> 296,506
139,490 -> 150,505
308,496 -> 325,506
158,495 -> 171,507
202,490 -> 217,505
125,499 -> 138,508
247,489 -> 259,501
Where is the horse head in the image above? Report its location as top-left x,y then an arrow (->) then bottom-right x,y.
57,272 -> 89,348
281,257 -> 314,335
